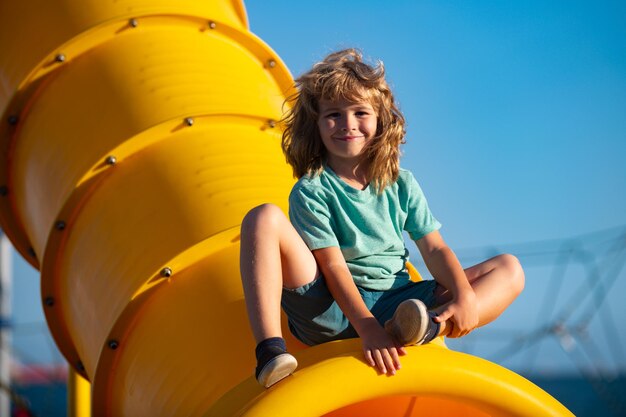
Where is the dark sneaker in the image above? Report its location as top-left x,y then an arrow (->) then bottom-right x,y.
255,352 -> 298,388
384,299 -> 439,346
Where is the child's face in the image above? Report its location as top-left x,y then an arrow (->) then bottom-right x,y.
317,97 -> 377,167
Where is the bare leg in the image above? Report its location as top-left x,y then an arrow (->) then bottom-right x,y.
435,254 -> 525,336
239,204 -> 319,343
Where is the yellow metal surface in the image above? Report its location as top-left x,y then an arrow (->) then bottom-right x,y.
0,1 -> 574,416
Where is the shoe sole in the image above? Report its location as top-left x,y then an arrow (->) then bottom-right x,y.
256,353 -> 298,388
384,299 -> 429,346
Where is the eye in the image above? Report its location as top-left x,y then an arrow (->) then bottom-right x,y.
325,112 -> 341,118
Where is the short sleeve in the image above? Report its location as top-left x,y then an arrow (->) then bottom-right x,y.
403,172 -> 442,241
288,185 -> 339,250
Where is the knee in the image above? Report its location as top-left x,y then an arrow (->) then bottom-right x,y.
241,203 -> 286,234
498,254 -> 525,296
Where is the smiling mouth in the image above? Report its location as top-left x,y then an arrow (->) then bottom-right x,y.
335,136 -> 363,141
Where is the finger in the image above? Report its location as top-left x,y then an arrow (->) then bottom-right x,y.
432,307 -> 452,323
389,347 -> 402,370
381,349 -> 397,375
462,326 -> 473,337
453,326 -> 464,338
451,324 -> 462,338
373,350 -> 386,374
451,322 -> 464,337
396,345 -> 407,356
459,322 -> 474,337
446,321 -> 457,338
431,306 -> 445,317
434,314 -> 451,324
364,349 -> 375,367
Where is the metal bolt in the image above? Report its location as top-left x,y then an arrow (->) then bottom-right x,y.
108,339 -> 119,350
184,117 -> 194,126
44,297 -> 55,306
129,18 -> 138,28
208,21 -> 216,29
267,59 -> 276,68
0,186 -> 7,196
160,267 -> 172,278
55,53 -> 66,63
7,115 -> 18,125
55,220 -> 66,230
268,119 -> 276,128
105,155 -> 117,165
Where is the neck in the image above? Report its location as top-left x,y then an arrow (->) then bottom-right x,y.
327,159 -> 370,190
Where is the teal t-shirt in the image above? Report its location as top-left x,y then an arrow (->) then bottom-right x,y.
288,166 -> 441,291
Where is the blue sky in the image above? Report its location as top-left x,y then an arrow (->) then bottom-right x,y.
9,0 -> 626,377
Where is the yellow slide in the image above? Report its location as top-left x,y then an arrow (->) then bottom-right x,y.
0,1 -> 573,415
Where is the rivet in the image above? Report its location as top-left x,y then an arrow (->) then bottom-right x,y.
184,117 -> 194,126
129,18 -> 138,28
0,186 -> 7,196
108,340 -> 119,350
267,59 -> 276,68
7,115 -> 18,125
77,361 -> 85,371
55,220 -> 66,230
268,120 -> 276,128
106,155 -> 117,165
160,267 -> 172,278
208,21 -> 216,29
55,54 -> 66,63
44,297 -> 55,306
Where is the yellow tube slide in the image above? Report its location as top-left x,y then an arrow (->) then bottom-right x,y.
0,1 -> 573,415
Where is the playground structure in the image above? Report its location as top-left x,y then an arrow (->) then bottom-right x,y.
0,1 -> 574,415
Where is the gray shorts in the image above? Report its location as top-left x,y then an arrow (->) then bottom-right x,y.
281,277 -> 438,346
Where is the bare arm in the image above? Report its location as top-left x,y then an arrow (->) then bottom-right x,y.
312,246 -> 405,375
416,230 -> 478,337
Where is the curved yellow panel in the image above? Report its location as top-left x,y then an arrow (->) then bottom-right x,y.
205,340 -> 572,417
0,4 -> 289,265
206,340 -> 571,417
0,1 -> 574,416
92,237 -> 257,415
12,19 -> 288,259
325,395 -> 494,417
43,118 -> 293,378
0,0 -> 248,114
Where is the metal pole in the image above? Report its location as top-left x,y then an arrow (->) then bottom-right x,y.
68,367 -> 91,417
0,230 -> 12,416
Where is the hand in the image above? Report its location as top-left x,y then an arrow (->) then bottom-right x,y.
358,318 -> 406,375
432,292 -> 479,338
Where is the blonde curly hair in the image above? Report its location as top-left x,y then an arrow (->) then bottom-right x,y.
281,48 -> 406,193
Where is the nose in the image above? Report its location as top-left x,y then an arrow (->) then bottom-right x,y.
340,114 -> 357,131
